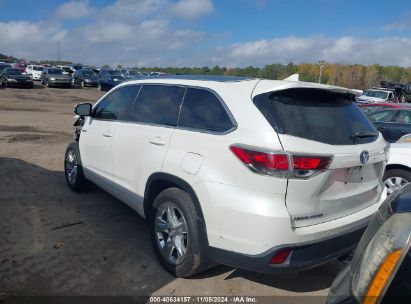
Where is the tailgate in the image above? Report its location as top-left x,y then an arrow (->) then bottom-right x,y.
280,135 -> 387,227
253,87 -> 389,227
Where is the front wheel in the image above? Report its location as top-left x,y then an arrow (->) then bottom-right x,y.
383,169 -> 411,195
64,142 -> 90,192
150,188 -> 210,277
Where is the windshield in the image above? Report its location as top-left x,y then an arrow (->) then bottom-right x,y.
111,75 -> 125,80
254,88 -> 378,145
82,70 -> 97,76
61,67 -> 71,72
5,69 -> 23,75
48,69 -> 63,74
72,65 -> 83,70
109,70 -> 123,76
0,64 -> 12,70
33,66 -> 43,71
364,90 -> 389,99
128,70 -> 142,75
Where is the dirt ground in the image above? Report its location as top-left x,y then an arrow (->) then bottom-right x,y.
0,83 -> 346,303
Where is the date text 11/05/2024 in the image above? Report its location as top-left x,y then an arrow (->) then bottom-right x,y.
149,296 -> 258,303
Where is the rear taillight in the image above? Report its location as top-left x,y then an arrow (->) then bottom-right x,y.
293,155 -> 331,178
230,146 -> 289,178
230,145 -> 332,179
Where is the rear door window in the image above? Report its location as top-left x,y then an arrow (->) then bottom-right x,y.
254,88 -> 378,145
178,88 -> 234,133
396,111 -> 411,124
93,85 -> 140,120
369,110 -> 398,122
127,85 -> 185,126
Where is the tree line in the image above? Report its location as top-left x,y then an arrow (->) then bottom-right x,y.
135,63 -> 411,90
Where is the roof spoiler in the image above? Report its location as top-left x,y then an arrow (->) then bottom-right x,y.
283,74 -> 300,81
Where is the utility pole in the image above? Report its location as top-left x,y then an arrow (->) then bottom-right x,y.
57,41 -> 61,62
318,61 -> 325,84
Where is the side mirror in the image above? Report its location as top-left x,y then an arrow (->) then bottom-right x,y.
74,103 -> 92,116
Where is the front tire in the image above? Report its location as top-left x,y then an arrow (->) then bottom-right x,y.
383,169 -> 411,195
64,142 -> 90,192
81,80 -> 85,87
150,188 -> 210,277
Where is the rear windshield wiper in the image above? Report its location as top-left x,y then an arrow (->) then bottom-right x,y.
350,131 -> 378,141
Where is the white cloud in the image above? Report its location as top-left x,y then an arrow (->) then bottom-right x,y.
218,36 -> 411,67
57,0 -> 93,19
172,0 -> 214,19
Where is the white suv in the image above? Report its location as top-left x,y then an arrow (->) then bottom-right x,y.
25,64 -> 43,80
65,76 -> 389,277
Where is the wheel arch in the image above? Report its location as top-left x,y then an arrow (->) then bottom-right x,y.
144,172 -> 209,247
385,164 -> 411,173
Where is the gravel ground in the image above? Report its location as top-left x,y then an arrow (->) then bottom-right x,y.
0,84 -> 346,303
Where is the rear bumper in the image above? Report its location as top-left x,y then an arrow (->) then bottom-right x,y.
49,81 -> 71,87
84,81 -> 98,87
7,81 -> 33,87
209,225 -> 367,274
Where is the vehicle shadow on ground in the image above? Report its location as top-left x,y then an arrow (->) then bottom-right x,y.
192,260 -> 343,293
0,157 -> 343,296
0,157 -> 175,296
32,84 -> 45,89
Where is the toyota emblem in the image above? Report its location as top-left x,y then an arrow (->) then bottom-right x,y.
360,150 -> 369,165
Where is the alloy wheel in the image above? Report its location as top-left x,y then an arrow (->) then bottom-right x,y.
155,202 -> 189,265
65,150 -> 78,185
384,176 -> 408,195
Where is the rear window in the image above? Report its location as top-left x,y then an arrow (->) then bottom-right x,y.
254,88 -> 378,145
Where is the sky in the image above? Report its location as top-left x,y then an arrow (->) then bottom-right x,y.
1,0 -> 411,67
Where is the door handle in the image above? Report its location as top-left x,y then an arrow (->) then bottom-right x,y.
149,137 -> 165,146
102,130 -> 112,137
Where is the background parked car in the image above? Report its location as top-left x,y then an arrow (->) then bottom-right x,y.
13,62 -> 28,72
368,108 -> 411,142
384,142 -> 411,195
0,68 -> 33,88
25,65 -> 43,81
120,69 -> 146,79
327,184 -> 411,304
97,69 -> 125,91
41,67 -> 72,88
72,69 -> 99,87
56,65 -> 73,75
359,103 -> 410,116
0,63 -> 12,73
69,64 -> 84,74
357,88 -> 396,104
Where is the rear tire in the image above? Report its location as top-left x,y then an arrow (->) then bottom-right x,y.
64,142 -> 90,192
150,188 -> 210,277
383,169 -> 411,195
